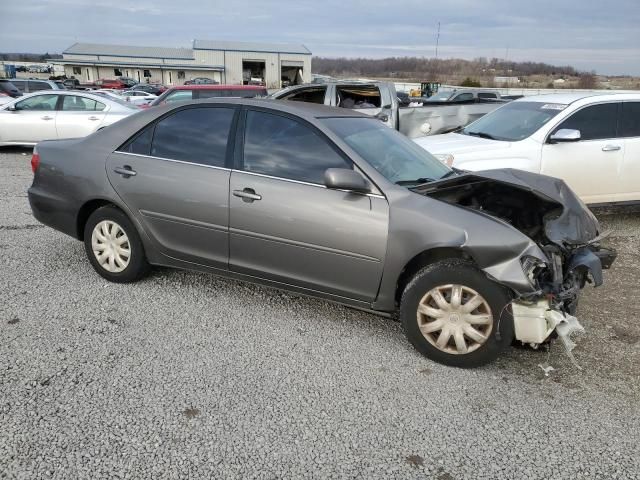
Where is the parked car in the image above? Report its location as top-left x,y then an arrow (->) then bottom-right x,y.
0,79 -> 23,106
94,79 -> 128,90
423,89 -> 505,103
271,81 -> 510,138
184,77 -> 218,85
121,90 -> 157,106
148,85 -> 267,106
9,79 -> 64,94
0,91 -> 138,146
119,78 -> 138,88
27,99 -> 614,367
414,93 -> 640,205
129,84 -> 166,96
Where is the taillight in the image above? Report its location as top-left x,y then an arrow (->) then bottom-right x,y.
31,147 -> 40,173
0,91 -> 8,97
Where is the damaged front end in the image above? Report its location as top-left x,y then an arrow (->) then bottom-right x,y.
415,168 -> 617,352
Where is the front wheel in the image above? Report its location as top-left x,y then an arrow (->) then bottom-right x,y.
400,259 -> 513,368
83,205 -> 150,283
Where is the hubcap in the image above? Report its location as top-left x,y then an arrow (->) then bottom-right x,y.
416,284 -> 493,355
91,220 -> 131,273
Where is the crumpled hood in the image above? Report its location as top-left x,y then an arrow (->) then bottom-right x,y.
416,168 -> 600,247
413,132 -> 510,155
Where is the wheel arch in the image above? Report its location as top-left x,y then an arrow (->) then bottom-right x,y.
76,198 -> 122,240
394,247 -> 476,306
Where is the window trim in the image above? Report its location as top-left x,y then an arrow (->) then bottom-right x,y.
115,104 -> 239,168
236,106 -> 354,185
545,101 -> 622,143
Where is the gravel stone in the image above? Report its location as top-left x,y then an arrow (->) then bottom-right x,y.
1,147 -> 639,479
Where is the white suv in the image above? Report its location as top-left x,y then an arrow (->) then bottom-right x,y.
414,93 -> 640,205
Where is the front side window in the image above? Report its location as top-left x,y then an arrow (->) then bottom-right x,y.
61,96 -> 106,111
150,107 -> 235,167
618,102 -> 640,138
453,93 -> 474,102
29,81 -> 52,91
163,90 -> 193,103
243,110 -> 350,184
322,117 -> 450,186
15,94 -> 58,111
281,87 -> 326,104
553,103 -> 619,141
462,101 -> 567,141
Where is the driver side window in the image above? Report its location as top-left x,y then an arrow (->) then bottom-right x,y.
553,103 -> 619,141
15,94 -> 59,111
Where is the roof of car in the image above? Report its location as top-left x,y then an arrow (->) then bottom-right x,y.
170,85 -> 267,91
514,92 -> 639,104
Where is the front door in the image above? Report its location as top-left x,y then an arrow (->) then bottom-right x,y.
3,94 -> 59,143
541,102 -> 623,204
56,95 -> 107,139
106,105 -> 237,268
229,108 -> 389,301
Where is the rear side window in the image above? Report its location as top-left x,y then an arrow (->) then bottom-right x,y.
453,93 -> 474,102
619,102 -> 640,138
150,107 -> 235,167
554,103 -> 619,141
242,110 -> 350,184
478,93 -> 497,99
336,86 -> 381,109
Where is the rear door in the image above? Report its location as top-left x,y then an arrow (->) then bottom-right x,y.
228,108 -> 389,301
2,94 -> 59,143
541,102 -> 623,204
618,101 -> 640,202
56,95 -> 107,139
106,105 -> 237,268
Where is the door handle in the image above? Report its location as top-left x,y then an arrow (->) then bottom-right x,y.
88,116 -> 100,121
114,166 -> 137,177
233,188 -> 262,202
41,115 -> 53,121
602,145 -> 621,152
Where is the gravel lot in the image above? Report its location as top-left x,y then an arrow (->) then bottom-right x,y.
1,147 -> 639,479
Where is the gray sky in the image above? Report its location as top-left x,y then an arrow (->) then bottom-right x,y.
2,0 -> 639,75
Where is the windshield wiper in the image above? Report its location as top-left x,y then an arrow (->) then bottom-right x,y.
439,169 -> 459,179
465,130 -> 497,140
395,177 -> 436,186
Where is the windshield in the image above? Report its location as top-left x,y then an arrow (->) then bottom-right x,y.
322,117 -> 451,186
462,101 -> 566,141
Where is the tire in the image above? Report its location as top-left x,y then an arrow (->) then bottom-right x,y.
400,259 -> 513,368
83,205 -> 150,283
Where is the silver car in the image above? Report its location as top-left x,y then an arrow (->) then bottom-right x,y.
0,91 -> 138,146
28,99 -> 615,367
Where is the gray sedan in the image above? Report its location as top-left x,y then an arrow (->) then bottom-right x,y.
28,99 -> 614,367
0,91 -> 138,146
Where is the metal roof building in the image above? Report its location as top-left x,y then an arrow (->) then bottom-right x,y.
58,40 -> 312,88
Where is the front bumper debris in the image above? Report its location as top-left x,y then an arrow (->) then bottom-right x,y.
512,300 -> 586,366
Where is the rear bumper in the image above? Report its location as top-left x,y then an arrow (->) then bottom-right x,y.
28,187 -> 78,239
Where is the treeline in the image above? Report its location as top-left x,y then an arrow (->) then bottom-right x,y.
0,53 -> 62,62
312,56 -> 581,80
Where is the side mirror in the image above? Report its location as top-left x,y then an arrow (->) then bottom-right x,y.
381,103 -> 392,109
324,168 -> 370,194
549,128 -> 581,143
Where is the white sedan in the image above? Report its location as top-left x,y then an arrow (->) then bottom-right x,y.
120,90 -> 157,106
0,91 -> 138,147
415,92 -> 640,205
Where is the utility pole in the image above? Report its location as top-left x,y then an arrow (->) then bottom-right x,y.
435,22 -> 441,59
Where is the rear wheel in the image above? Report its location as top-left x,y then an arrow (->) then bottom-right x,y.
400,259 -> 513,368
83,205 -> 150,283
